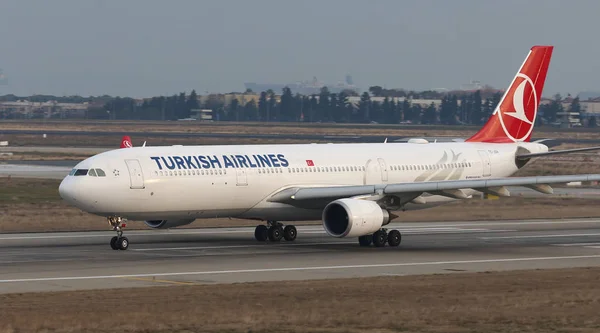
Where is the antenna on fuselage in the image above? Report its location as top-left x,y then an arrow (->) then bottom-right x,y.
384,138 -> 388,143
142,141 -> 147,147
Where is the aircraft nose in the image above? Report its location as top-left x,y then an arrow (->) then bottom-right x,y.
59,178 -> 77,204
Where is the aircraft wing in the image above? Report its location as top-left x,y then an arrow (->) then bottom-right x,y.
268,174 -> 600,208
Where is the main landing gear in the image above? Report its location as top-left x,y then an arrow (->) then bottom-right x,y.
108,216 -> 129,250
254,221 -> 297,242
358,229 -> 401,248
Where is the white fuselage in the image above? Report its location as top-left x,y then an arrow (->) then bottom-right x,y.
58,141 -> 547,222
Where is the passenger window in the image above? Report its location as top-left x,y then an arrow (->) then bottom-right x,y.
74,169 -> 88,176
88,169 -> 97,177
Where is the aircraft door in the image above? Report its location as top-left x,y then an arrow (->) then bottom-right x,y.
236,168 -> 248,186
377,158 -> 388,182
364,159 -> 381,185
124,159 -> 145,189
477,150 -> 492,177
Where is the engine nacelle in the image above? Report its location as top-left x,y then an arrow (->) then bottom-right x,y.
144,219 -> 196,229
322,199 -> 390,238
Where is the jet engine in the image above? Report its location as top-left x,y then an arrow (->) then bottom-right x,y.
322,199 -> 391,238
144,219 -> 196,229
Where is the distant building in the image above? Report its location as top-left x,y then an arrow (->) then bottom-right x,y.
0,100 -> 88,118
190,109 -> 213,121
460,80 -> 484,91
244,75 -> 359,95
346,96 -> 445,109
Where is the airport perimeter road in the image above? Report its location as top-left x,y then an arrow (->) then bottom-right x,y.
2,218 -> 600,294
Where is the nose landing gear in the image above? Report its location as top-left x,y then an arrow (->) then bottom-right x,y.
108,216 -> 129,250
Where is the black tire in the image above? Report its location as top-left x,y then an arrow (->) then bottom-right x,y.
110,236 -> 119,250
283,225 -> 297,241
118,236 -> 129,250
387,230 -> 402,247
254,225 -> 268,242
358,235 -> 373,247
268,225 -> 283,242
372,230 -> 387,247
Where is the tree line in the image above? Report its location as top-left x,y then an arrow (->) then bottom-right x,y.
87,87 -> 509,125
1,86 -> 588,126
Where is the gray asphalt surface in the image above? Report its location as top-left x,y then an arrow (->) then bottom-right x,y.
2,218 -> 600,294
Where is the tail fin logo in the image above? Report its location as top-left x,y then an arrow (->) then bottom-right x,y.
496,72 -> 537,141
120,136 -> 133,148
466,46 -> 552,143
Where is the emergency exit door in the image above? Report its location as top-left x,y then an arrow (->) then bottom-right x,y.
477,150 -> 492,177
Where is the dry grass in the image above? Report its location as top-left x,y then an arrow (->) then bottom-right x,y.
2,267 -> 600,332
3,119 -> 600,140
1,177 -> 600,233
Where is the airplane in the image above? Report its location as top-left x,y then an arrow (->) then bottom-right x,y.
120,136 -> 133,148
59,45 -> 600,251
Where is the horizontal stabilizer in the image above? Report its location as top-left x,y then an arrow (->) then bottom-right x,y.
517,146 -> 600,160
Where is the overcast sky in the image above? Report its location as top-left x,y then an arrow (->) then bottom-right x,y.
1,0 -> 599,97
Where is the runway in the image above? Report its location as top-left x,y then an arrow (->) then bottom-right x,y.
3,218 -> 600,294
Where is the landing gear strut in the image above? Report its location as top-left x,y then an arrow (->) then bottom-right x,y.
358,229 -> 402,248
254,221 -> 297,242
108,216 -> 129,250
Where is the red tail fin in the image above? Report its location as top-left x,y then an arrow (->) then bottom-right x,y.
466,45 -> 553,143
120,136 -> 133,148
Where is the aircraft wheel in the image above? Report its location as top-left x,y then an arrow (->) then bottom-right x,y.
372,230 -> 387,247
387,230 -> 402,247
110,236 -> 119,250
268,225 -> 283,242
283,225 -> 297,241
255,225 -> 269,242
117,237 -> 129,250
358,235 -> 373,247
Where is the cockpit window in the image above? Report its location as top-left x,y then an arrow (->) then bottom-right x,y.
74,169 -> 88,176
69,169 -> 77,176
96,169 -> 106,177
88,169 -> 97,177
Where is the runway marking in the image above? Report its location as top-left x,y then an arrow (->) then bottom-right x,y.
301,228 -> 514,235
481,233 -> 600,240
123,277 -> 196,286
552,242 -> 600,247
2,254 -> 600,284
